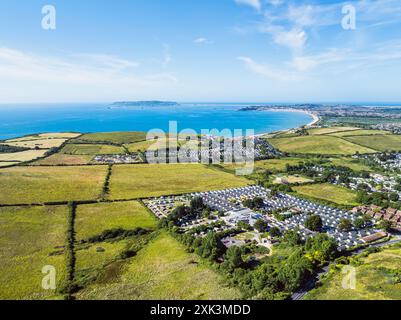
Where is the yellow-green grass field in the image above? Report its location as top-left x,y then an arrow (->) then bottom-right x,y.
293,183 -> 359,206
33,153 -> 93,165
0,150 -> 48,162
307,127 -> 360,135
273,175 -> 313,184
38,133 -> 81,139
74,132 -> 146,144
306,246 -> 401,300
75,201 -> 157,241
268,135 -> 376,155
2,138 -> 67,149
0,206 -> 67,300
61,144 -> 125,155
0,166 -> 107,204
327,157 -> 374,172
222,158 -> 308,173
109,164 -> 251,199
344,134 -> 401,152
75,231 -> 241,300
328,130 -> 391,137
0,162 -> 18,167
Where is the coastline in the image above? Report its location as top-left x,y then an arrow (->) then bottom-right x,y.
249,108 -> 320,138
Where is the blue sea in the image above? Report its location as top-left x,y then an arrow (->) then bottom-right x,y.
0,103 -> 313,140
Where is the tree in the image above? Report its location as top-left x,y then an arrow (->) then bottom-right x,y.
338,219 -> 353,232
283,230 -> 302,246
196,232 -> 225,261
254,219 -> 268,233
190,197 -> 205,213
389,192 -> 399,202
237,221 -> 252,231
353,217 -> 365,229
305,215 -> 323,232
305,233 -> 338,264
223,246 -> 244,270
269,227 -> 282,238
202,207 -> 211,219
379,220 -> 393,232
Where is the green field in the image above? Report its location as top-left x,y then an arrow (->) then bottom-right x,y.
306,246 -> 401,300
109,164 -> 251,199
74,132 -> 146,144
0,166 -> 107,204
75,201 -> 157,241
344,134 -> 401,152
327,157 -> 374,172
33,153 -> 93,165
75,231 -> 241,300
268,135 -> 376,155
328,130 -> 391,137
293,183 -> 359,206
0,206 -> 67,300
307,127 -> 360,135
61,144 -> 125,155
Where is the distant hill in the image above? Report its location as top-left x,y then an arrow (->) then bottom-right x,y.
109,101 -> 179,108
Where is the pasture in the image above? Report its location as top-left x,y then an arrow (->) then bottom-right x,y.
328,130 -> 391,137
0,206 -> 67,300
0,150 -> 48,162
268,135 -> 376,155
293,183 -> 359,206
0,166 -> 107,204
75,231 -> 241,300
307,127 -> 360,135
74,132 -> 146,144
61,144 -> 125,155
306,246 -> 401,300
33,154 -> 93,165
344,134 -> 401,152
75,201 -> 157,241
2,138 -> 67,149
108,164 -> 251,199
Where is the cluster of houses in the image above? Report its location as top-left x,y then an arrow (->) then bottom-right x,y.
352,205 -> 401,229
362,153 -> 401,172
145,185 -> 388,252
145,137 -> 280,164
92,154 -> 143,164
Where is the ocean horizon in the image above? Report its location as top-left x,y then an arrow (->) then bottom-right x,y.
0,103 -> 314,140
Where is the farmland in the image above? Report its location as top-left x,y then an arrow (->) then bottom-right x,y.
33,154 -> 93,165
75,201 -> 157,241
344,134 -> 401,152
293,183 -> 359,206
75,231 -> 241,300
2,138 -> 67,149
0,150 -> 48,162
109,164 -> 251,199
306,246 -> 401,300
307,127 -> 360,135
73,132 -> 146,144
0,206 -> 68,300
61,144 -> 125,155
0,166 -> 107,204
268,135 -> 376,155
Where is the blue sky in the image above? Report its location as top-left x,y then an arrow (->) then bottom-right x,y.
0,0 -> 401,103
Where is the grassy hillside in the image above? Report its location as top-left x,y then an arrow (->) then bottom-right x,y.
75,231 -> 241,300
293,183 -> 359,206
269,135 -> 376,155
306,246 -> 401,300
0,206 -> 68,300
109,164 -> 251,199
0,166 -> 107,204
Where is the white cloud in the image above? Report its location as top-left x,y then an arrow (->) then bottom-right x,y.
268,0 -> 284,6
193,37 -> 213,45
238,56 -> 300,81
234,0 -> 262,12
262,25 -> 307,52
162,44 -> 172,68
0,47 -> 178,102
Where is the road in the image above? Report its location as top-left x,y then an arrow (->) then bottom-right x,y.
291,235 -> 401,300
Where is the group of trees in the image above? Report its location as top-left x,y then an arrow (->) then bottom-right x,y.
356,190 -> 401,209
242,197 -> 264,210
